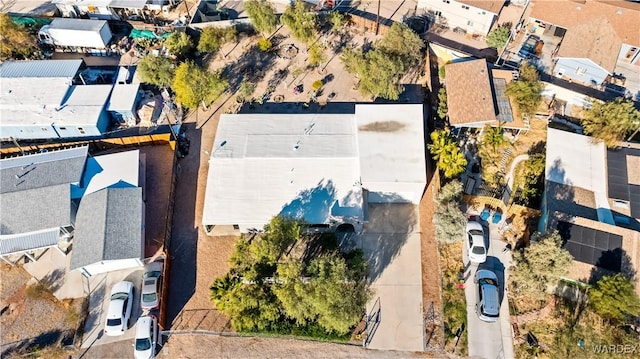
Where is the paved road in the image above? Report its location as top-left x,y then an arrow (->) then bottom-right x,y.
462,218 -> 514,359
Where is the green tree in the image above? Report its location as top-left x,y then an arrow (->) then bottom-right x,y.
305,254 -> 370,334
486,24 -> 510,49
137,55 -> 175,88
433,180 -> 466,243
281,0 -> 318,43
164,32 -> 193,57
197,26 -> 238,53
376,22 -> 424,68
519,152 -> 545,206
428,129 -> 467,178
506,62 -> 543,116
257,37 -> 272,51
509,231 -> 573,308
437,88 -> 448,119
582,97 -> 640,148
244,0 -> 278,36
272,261 -> 314,325
237,81 -> 255,102
483,126 -> 505,151
328,11 -> 345,33
308,43 -> 326,67
341,22 -> 424,100
255,216 -> 302,264
0,13 -> 38,60
589,274 -> 640,323
173,62 -> 228,109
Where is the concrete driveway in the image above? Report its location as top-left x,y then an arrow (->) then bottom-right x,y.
463,217 -> 515,359
341,203 -> 425,352
81,268 -> 144,349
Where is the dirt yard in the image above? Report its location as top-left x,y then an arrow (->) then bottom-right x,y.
0,264 -> 84,358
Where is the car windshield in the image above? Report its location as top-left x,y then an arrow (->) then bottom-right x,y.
111,292 -> 128,301
144,271 -> 161,279
472,246 -> 486,255
479,278 -> 498,286
135,338 -> 151,351
106,318 -> 121,327
143,293 -> 157,303
468,229 -> 483,236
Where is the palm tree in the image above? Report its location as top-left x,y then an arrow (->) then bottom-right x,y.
428,129 -> 468,178
483,126 -> 505,152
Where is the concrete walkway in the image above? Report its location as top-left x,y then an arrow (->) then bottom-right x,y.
343,203 -> 425,352
506,154 -> 529,191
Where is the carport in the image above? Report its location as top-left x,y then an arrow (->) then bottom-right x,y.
0,227 -> 69,265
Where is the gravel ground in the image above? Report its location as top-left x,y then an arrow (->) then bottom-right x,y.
0,265 -> 78,357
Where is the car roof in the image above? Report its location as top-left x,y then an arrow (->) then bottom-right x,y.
481,284 -> 500,315
476,269 -> 498,281
110,281 -> 133,295
107,299 -> 124,319
135,316 -> 153,338
466,221 -> 483,231
142,277 -> 158,293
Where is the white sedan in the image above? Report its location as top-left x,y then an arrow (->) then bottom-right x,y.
134,315 -> 158,359
466,221 -> 487,264
141,261 -> 163,311
104,281 -> 134,336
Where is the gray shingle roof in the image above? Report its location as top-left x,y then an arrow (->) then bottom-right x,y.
1,184 -> 72,235
0,59 -> 83,78
0,146 -> 88,194
71,187 -> 143,270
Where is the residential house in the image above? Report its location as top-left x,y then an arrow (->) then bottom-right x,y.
528,0 -> 640,87
107,67 -> 143,126
444,58 -> 528,133
0,60 -> 141,141
418,0 -> 506,36
51,0 -> 158,20
202,104 -> 427,234
0,146 -> 88,264
542,128 -> 640,293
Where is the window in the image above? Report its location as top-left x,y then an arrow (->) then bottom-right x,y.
434,10 -> 442,17
575,67 -> 587,75
467,20 -> 474,26
59,127 -> 66,130
78,127 -> 86,134
442,0 -> 450,3
613,200 -> 629,209
233,224 -> 240,230
462,5 -> 469,10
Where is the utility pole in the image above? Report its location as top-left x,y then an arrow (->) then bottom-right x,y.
375,0 -> 381,35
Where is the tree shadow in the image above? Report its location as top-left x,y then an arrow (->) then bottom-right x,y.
586,248 -> 637,283
0,329 -> 73,358
279,179 -> 339,225
527,141 -> 546,156
39,267 -> 66,293
220,40 -> 279,94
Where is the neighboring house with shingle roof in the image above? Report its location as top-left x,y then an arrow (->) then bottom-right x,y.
418,0 -> 506,36
444,59 -> 527,132
71,187 -> 144,277
529,0 -> 640,86
0,146 -> 88,261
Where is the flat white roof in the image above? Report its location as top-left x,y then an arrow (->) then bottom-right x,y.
107,84 -> 140,112
356,104 -> 426,185
73,150 -> 140,198
203,113 -> 362,226
0,59 -> 82,78
49,18 -> 108,32
546,127 -> 607,193
203,104 -> 426,227
0,80 -> 110,127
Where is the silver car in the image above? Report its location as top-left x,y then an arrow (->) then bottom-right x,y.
141,261 -> 163,311
475,269 -> 500,323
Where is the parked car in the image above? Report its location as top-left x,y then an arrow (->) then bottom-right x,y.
104,281 -> 134,336
475,269 -> 500,323
134,315 -> 158,359
518,34 -> 541,58
141,261 -> 163,311
465,221 -> 487,264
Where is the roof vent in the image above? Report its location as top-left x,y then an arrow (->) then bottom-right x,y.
617,9 -> 623,15
576,5 -> 581,10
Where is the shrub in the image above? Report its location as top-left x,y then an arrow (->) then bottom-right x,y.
257,37 -> 272,51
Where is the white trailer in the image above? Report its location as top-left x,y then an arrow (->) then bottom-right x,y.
38,18 -> 113,50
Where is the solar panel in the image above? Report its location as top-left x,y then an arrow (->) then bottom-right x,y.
492,79 -> 514,123
630,185 -> 640,218
557,221 -> 623,272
